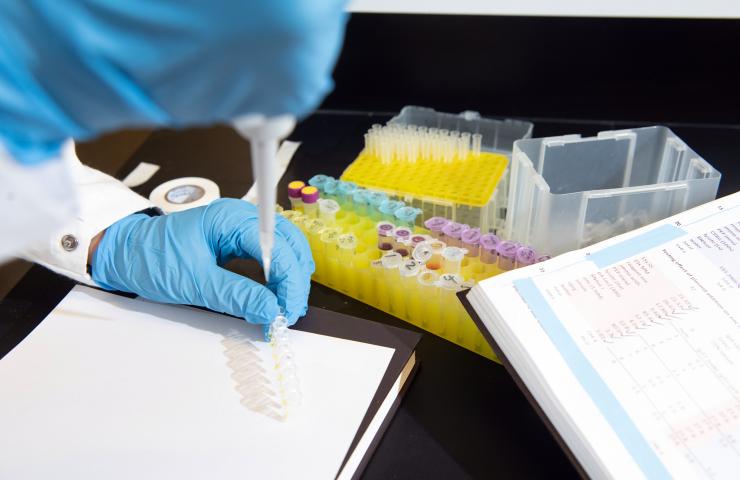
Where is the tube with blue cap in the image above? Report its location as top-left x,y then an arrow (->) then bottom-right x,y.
394,206 -> 423,229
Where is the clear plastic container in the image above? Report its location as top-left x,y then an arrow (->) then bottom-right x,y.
342,106 -> 534,232
389,106 -> 533,154
505,126 -> 721,255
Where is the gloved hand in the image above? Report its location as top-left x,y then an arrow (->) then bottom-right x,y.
91,199 -> 314,333
0,0 -> 348,164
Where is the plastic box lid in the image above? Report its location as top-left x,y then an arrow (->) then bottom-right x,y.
504,126 -> 721,255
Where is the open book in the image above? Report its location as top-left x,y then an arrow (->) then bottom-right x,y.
465,192 -> 740,479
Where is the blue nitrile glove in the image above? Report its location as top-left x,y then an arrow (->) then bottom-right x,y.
0,0 -> 348,164
91,199 -> 314,334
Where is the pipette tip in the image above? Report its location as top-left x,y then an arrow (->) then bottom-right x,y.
263,255 -> 271,282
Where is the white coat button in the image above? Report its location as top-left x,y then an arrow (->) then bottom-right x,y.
61,234 -> 78,252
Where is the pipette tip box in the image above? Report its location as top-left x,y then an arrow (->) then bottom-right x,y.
341,106 -> 534,233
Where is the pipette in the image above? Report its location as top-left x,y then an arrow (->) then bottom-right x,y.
233,115 -> 296,281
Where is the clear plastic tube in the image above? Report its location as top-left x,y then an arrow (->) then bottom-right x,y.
460,132 -> 471,159
441,246 -> 467,274
377,221 -> 396,251
318,198 -> 340,225
268,315 -> 301,416
338,233 -> 358,266
427,240 -> 446,271
472,133 -> 482,157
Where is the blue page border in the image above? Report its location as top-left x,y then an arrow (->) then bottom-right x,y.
514,279 -> 671,479
588,224 -> 686,268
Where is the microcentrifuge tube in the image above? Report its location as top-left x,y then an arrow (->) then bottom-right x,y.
427,240 -> 447,271
377,221 -> 396,251
461,227 -> 481,257
337,233 -> 358,266
441,246 -> 467,274
496,240 -> 519,271
441,221 -> 468,247
308,174 -> 331,190
515,245 -> 537,268
479,233 -> 500,265
424,217 -> 449,240
301,186 -> 320,218
318,198 -> 340,225
412,241 -> 434,265
287,181 -> 305,212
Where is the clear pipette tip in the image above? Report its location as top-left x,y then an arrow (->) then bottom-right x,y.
263,255 -> 271,282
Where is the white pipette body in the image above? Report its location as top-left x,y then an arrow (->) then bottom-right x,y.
233,114 -> 296,281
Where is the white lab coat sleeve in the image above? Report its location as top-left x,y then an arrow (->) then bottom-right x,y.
19,141 -> 154,285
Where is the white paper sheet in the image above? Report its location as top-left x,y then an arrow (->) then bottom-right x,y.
0,286 -> 394,480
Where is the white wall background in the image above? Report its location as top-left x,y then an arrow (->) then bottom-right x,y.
347,0 -> 740,19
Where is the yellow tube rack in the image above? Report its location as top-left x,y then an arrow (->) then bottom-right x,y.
281,208 -> 505,362
342,149 -> 508,207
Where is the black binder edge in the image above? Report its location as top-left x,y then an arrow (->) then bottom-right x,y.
292,306 -> 421,478
457,289 -> 589,480
349,360 -> 420,480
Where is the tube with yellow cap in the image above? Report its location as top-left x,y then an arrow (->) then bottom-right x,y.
301,186 -> 320,218
287,181 -> 305,212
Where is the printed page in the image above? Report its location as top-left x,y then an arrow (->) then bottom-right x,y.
0,286 -> 394,480
478,192 -> 740,479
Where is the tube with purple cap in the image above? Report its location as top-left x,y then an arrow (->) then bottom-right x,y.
441,222 -> 468,247
377,221 -> 395,251
393,227 -> 412,256
496,240 -> 519,271
515,245 -> 537,268
424,217 -> 449,240
479,233 -> 499,270
410,234 -> 431,249
461,227 -> 481,257
301,186 -> 320,218
287,180 -> 305,212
